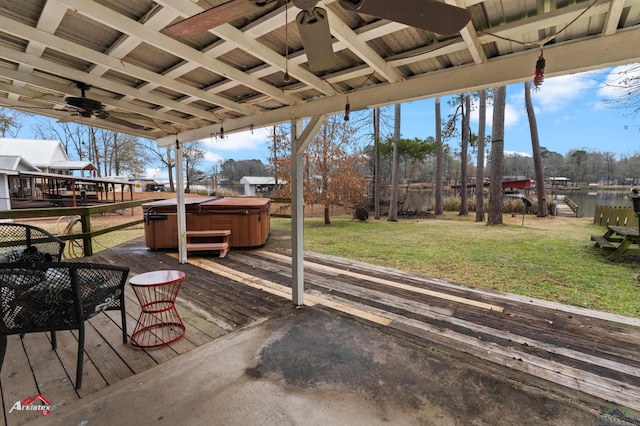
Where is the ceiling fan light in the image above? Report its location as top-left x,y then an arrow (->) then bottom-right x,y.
296,8 -> 335,72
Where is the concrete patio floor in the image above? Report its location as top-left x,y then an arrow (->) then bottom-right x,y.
30,306 -> 606,426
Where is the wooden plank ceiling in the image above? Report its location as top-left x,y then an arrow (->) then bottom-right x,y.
0,0 -> 638,147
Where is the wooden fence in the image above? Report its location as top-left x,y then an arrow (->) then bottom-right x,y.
593,205 -> 639,228
0,199 -> 152,256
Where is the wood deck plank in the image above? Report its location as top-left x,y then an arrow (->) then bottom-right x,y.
21,332 -> 79,406
226,249 -> 640,410
51,330 -> 108,398
98,312 -> 158,374
1,335 -> 42,426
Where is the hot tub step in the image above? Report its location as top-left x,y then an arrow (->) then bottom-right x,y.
186,242 -> 229,258
186,229 -> 231,258
186,230 -> 231,238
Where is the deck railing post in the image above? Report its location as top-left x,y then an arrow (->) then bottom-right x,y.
80,213 -> 92,257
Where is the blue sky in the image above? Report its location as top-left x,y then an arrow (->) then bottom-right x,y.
197,64 -> 640,169
14,64 -> 640,178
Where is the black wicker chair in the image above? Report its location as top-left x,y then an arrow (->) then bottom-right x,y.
0,223 -> 65,263
0,262 -> 129,389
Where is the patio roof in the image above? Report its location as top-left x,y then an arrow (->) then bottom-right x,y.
0,0 -> 638,145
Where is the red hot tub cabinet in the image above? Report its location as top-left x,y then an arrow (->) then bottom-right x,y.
142,197 -> 270,249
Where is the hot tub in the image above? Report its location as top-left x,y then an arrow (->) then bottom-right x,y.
142,197 -> 270,249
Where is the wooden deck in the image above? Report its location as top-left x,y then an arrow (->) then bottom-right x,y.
2,236 -> 640,424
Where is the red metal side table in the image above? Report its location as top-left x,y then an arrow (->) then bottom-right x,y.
129,270 -> 186,349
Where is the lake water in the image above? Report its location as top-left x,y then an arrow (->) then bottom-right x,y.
560,191 -> 632,219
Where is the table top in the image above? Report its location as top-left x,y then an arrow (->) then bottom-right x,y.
129,270 -> 185,286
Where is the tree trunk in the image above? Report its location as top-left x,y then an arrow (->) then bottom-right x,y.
374,108 -> 381,220
459,94 -> 470,216
487,86 -> 506,225
388,104 -> 401,222
185,157 -> 191,193
435,98 -> 444,216
272,126 -> 278,187
322,124 -> 331,225
475,89 -> 487,222
524,81 -> 548,217
167,147 -> 175,192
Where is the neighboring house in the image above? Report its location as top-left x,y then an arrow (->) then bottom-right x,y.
240,176 -> 276,196
0,138 -> 96,175
0,155 -> 41,212
0,139 -> 97,212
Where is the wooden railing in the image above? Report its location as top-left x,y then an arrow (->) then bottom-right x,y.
593,205 -> 638,228
565,197 -> 579,216
0,199 -> 154,256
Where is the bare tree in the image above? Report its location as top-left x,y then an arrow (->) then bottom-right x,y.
269,124 -> 291,198
603,63 -> 640,119
524,81 -> 548,217
0,108 -> 24,137
183,142 -> 205,193
99,131 -> 146,177
487,86 -> 506,225
139,139 -> 175,191
33,118 -> 86,157
475,89 -> 487,222
306,115 -> 368,225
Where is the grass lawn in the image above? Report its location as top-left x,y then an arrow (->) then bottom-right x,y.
271,213 -> 640,318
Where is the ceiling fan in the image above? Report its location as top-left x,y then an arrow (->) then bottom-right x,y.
58,82 -> 144,129
60,83 -> 184,133
163,0 -> 471,72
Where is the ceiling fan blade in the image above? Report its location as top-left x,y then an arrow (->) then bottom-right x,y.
58,114 -> 80,123
164,0 -> 282,38
339,0 -> 471,35
58,113 -> 143,130
109,112 -> 179,133
297,8 -> 335,72
104,116 -> 145,130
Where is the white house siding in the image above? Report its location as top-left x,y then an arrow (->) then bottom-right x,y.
0,175 -> 12,219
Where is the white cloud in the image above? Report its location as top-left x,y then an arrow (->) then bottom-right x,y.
530,71 -> 600,113
143,167 -> 166,180
505,151 -> 531,157
597,64 -> 640,99
204,151 -> 224,164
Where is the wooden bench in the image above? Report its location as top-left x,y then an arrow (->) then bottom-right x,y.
186,230 -> 231,258
591,235 -> 617,250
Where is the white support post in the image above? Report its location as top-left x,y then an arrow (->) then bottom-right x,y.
290,114 -> 327,305
175,140 -> 187,264
291,119 -> 304,305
